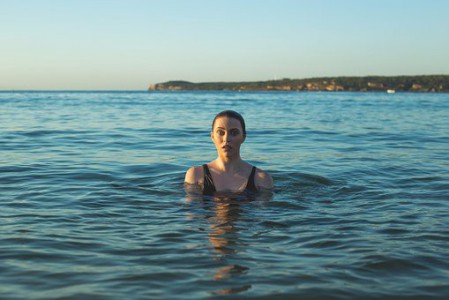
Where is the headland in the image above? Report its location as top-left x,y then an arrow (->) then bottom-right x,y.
149,75 -> 449,92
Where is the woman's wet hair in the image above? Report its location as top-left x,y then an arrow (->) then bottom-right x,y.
212,110 -> 246,135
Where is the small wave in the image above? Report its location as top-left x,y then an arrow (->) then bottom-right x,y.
274,171 -> 333,188
359,255 -> 431,273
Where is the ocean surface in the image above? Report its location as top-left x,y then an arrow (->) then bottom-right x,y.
1,91 -> 449,299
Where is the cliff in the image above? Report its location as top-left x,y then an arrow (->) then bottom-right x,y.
148,75 -> 449,92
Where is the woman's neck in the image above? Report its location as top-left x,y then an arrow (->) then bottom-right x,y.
214,157 -> 244,173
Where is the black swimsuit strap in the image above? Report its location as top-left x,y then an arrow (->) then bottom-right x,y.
202,164 -> 216,195
245,166 -> 257,191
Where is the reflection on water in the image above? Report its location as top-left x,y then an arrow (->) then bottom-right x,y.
186,191 -> 272,295
208,198 -> 250,295
208,199 -> 242,257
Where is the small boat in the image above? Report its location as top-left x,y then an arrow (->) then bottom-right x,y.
386,89 -> 395,94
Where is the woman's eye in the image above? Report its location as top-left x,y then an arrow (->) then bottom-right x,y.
231,129 -> 239,136
217,130 -> 225,136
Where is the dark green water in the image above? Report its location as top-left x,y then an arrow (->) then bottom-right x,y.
1,91 -> 448,299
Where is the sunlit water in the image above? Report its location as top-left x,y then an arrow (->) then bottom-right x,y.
1,91 -> 449,299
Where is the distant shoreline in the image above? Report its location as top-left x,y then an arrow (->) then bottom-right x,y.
2,90 -> 449,93
149,75 -> 449,93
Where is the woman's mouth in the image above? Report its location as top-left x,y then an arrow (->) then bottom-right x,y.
222,145 -> 232,151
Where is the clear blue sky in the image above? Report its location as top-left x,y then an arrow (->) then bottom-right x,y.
1,0 -> 448,90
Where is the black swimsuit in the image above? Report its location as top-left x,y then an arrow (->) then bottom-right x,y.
202,164 -> 257,195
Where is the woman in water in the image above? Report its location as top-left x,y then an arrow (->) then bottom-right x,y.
185,110 -> 273,195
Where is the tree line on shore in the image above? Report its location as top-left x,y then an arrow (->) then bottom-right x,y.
149,75 -> 449,92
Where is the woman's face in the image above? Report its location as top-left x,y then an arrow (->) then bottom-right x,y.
211,116 -> 246,159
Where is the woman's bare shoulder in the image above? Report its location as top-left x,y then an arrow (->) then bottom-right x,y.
255,167 -> 273,189
184,165 -> 204,184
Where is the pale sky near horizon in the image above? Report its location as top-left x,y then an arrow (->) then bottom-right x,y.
1,0 -> 448,90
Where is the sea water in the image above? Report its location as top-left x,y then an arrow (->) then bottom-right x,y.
1,91 -> 448,299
